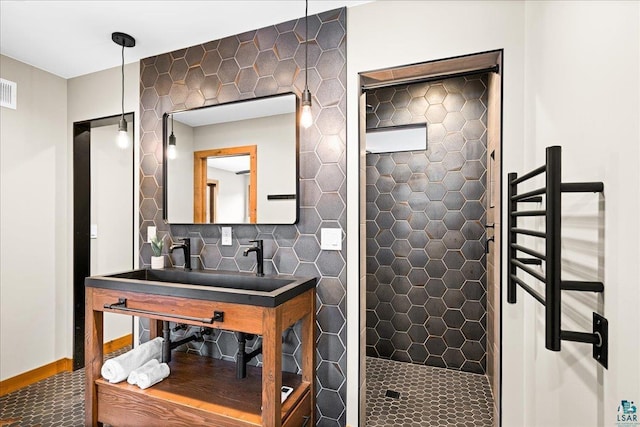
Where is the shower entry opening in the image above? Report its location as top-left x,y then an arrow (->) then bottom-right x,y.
358,49 -> 504,427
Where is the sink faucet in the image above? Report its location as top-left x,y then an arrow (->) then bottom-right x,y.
170,238 -> 191,270
243,239 -> 264,276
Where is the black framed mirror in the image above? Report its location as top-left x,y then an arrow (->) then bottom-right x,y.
162,93 -> 299,225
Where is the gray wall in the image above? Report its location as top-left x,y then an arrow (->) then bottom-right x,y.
365,76 -> 488,374
137,9 -> 347,426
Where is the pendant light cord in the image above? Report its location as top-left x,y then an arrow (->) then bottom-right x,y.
304,0 -> 308,90
121,43 -> 125,118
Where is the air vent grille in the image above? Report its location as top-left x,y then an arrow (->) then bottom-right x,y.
1,78 -> 17,109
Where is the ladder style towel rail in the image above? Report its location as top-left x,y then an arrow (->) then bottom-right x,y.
510,228 -> 546,238
507,145 -> 608,368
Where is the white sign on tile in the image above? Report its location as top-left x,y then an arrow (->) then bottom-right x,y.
321,228 -> 342,251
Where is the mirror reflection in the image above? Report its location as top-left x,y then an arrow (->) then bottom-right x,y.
164,93 -> 298,224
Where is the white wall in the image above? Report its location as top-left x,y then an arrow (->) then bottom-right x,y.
346,2 -> 526,424
515,2 -> 640,426
0,55 -> 68,380
347,1 -> 639,427
0,56 -> 139,380
90,124 -> 134,342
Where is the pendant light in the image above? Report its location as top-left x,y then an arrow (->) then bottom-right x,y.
300,0 -> 313,128
112,32 -> 135,149
167,114 -> 177,159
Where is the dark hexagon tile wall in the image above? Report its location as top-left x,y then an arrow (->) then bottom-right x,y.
138,9 -> 347,426
365,75 -> 488,375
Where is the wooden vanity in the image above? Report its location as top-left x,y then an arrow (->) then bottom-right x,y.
85,269 -> 316,427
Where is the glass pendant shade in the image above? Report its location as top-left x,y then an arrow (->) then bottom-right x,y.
167,132 -> 177,159
117,117 -> 129,149
300,88 -> 313,129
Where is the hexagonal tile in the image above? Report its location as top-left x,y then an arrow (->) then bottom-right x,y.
218,36 -> 240,59
462,78 -> 487,100
375,175 -> 395,193
461,160 -> 486,180
273,58 -> 297,87
443,309 -> 465,328
425,336 -> 446,355
237,67 -> 258,93
316,251 -> 344,277
443,92 -> 465,112
425,84 -> 447,104
443,328 -> 465,348
391,313 -> 411,333
317,20 -> 345,50
316,49 -> 344,79
218,58 -> 240,84
185,45 -> 205,67
425,259 -> 446,278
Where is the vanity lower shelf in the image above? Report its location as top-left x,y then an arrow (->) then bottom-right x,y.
95,352 -> 311,427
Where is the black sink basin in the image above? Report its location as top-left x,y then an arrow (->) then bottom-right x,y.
110,269 -> 296,292
85,268 -> 317,307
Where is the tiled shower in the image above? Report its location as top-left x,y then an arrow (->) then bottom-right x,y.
365,75 -> 489,374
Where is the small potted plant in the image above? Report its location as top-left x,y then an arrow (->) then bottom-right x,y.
150,235 -> 165,269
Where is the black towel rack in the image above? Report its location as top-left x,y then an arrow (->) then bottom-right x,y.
507,145 -> 608,368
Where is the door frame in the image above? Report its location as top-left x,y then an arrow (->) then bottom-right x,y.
72,112 -> 135,370
354,49 -> 504,425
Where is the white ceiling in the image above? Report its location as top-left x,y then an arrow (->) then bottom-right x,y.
0,0 -> 369,79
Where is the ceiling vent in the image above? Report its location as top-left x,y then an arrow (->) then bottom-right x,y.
1,78 -> 17,110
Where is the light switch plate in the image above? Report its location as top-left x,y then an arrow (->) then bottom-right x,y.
221,227 -> 232,246
321,228 -> 342,250
90,224 -> 98,239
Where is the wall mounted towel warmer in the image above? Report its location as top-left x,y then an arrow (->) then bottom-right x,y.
507,145 -> 608,368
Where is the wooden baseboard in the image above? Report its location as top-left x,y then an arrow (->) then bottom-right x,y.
103,333 -> 133,354
0,333 -> 133,397
0,358 -> 72,397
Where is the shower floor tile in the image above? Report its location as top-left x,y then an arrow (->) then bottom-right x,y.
0,347 -> 129,427
366,356 -> 494,427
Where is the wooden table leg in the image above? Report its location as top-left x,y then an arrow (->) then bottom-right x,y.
262,307 -> 283,427
85,287 -> 103,426
148,319 -> 163,340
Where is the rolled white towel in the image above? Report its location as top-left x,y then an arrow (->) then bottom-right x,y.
101,337 -> 163,384
127,358 -> 160,385
137,362 -> 170,390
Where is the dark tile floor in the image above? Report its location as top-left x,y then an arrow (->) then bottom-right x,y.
0,348 -> 129,427
1,351 -> 494,426
366,356 -> 494,427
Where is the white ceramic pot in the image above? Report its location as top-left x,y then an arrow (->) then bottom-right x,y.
151,256 -> 164,269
